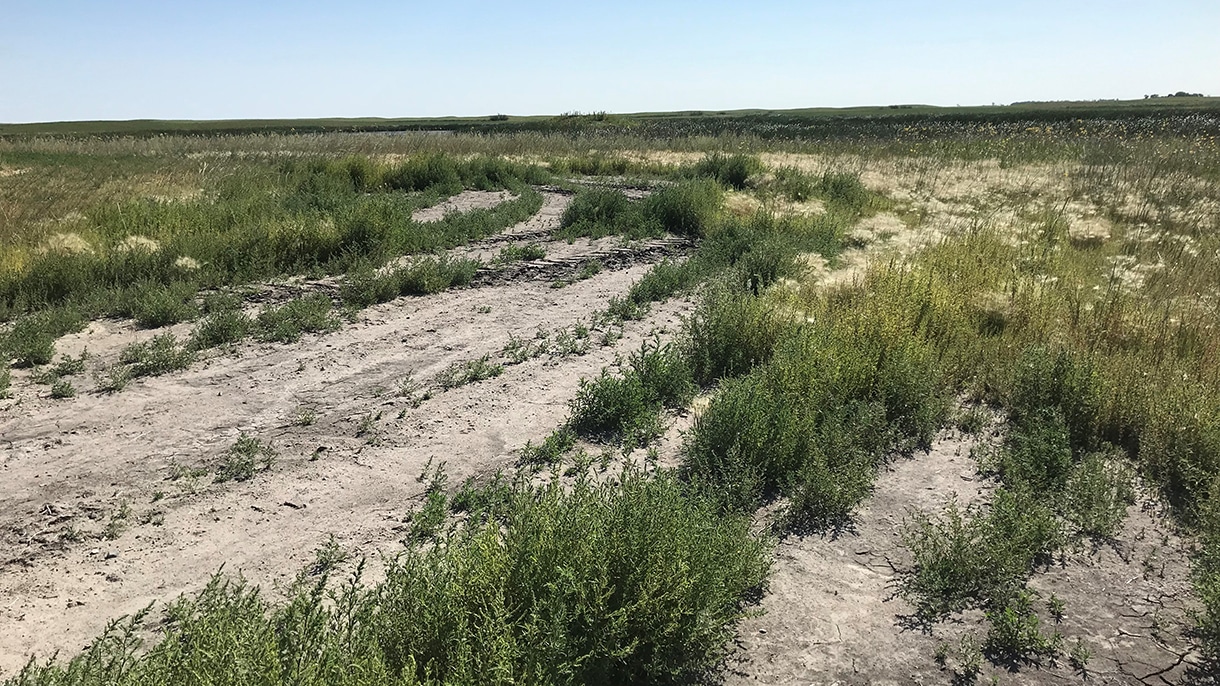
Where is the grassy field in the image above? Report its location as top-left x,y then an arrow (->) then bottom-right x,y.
2,101 -> 1219,683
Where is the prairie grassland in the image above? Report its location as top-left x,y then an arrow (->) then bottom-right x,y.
3,113 -> 1220,683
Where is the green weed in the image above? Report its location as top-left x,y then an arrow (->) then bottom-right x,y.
215,434 -> 276,483
436,355 -> 503,390
254,294 -> 340,343
118,333 -> 195,379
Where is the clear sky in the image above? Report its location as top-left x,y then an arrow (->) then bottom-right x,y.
2,0 -> 1218,123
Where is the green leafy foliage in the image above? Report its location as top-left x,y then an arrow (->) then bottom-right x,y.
7,469 -> 769,686
254,294 -> 340,343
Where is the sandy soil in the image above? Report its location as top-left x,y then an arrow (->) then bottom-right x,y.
0,191 -> 696,673
410,189 -> 516,222
723,426 -> 1202,685
0,180 -> 1206,683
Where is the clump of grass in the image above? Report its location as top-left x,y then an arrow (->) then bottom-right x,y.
493,243 -> 546,264
117,333 -> 195,379
49,378 -> 75,398
254,293 -> 340,343
435,354 -> 503,390
215,433 -> 276,483
690,152 -> 762,190
0,367 -> 10,398
189,296 -> 251,349
568,338 -> 694,445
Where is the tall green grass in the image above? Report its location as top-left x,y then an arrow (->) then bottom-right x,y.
1,155 -> 544,320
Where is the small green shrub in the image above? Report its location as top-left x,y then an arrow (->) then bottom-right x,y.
691,153 -> 761,190
1063,451 -> 1135,538
255,294 -> 340,343
559,188 -> 633,238
4,309 -> 85,367
568,338 -> 695,445
518,428 -> 577,467
0,367 -> 10,398
215,434 -> 276,483
50,379 -> 76,398
638,180 -> 722,238
686,281 -> 792,385
899,489 -> 1062,621
118,333 -> 195,379
494,243 -> 546,263
128,281 -> 199,328
568,371 -> 662,444
983,591 -> 1063,666
190,305 -> 252,350
450,471 -> 515,524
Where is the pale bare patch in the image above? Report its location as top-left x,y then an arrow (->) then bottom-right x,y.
411,190 -> 515,223
117,235 -> 161,253
1068,216 -> 1112,247
0,167 -> 30,178
37,232 -> 94,255
174,256 -> 202,271
621,150 -> 704,167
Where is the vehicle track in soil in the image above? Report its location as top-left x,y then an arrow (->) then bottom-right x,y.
0,189 -> 696,672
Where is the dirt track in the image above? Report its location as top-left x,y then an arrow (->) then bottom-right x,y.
0,187 -> 1202,682
0,190 -> 694,671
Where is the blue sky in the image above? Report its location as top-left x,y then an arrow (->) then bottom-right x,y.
2,0 -> 1217,122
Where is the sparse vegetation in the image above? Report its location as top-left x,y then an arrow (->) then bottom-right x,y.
214,434 -> 276,483
5,102 -> 1220,683
435,354 -> 503,389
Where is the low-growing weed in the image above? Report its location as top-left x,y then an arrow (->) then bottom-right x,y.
292,406 -> 317,427
49,379 -> 75,398
899,489 -> 1062,622
127,281 -> 199,328
308,534 -> 350,576
494,243 -> 546,263
518,427 -> 577,467
568,339 -> 694,446
1068,637 -> 1093,673
254,293 -> 340,343
436,354 -> 503,389
3,309 -> 85,367
1063,451 -> 1136,539
983,590 -> 1063,666
190,303 -> 251,350
118,333 -> 195,379
215,433 -> 276,483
